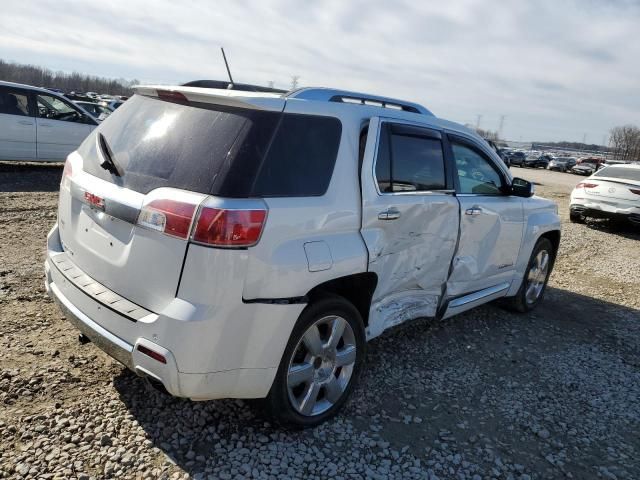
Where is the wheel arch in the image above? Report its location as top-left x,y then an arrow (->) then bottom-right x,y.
305,272 -> 378,328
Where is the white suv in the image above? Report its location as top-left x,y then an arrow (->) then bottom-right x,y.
45,85 -> 560,427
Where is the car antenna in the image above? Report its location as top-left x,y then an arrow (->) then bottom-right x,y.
221,47 -> 234,89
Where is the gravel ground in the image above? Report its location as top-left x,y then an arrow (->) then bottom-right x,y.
1,162 -> 639,480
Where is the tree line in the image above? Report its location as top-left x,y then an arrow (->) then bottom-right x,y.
0,59 -> 138,96
609,125 -> 640,163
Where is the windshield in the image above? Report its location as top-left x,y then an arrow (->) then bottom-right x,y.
594,167 -> 640,182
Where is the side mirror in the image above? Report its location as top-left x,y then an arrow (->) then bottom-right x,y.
510,177 -> 534,197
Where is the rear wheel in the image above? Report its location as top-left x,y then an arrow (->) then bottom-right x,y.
502,237 -> 555,313
264,296 -> 365,428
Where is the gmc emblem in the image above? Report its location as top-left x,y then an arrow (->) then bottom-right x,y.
84,191 -> 105,211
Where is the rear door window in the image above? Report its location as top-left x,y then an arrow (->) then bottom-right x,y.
374,123 -> 446,193
0,87 -> 30,117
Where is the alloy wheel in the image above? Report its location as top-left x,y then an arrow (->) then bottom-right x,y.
287,315 -> 357,416
525,250 -> 550,305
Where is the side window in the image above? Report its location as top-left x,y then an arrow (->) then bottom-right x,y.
0,88 -> 30,117
451,141 -> 504,195
36,94 -> 84,123
251,113 -> 342,197
374,123 -> 446,193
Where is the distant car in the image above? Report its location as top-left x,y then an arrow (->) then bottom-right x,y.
46,87 -> 65,95
483,139 -> 510,167
571,162 -> 599,176
73,101 -> 113,121
85,91 -> 99,99
548,157 -> 577,172
507,151 -> 526,166
0,80 -> 98,162
577,157 -> 606,166
570,164 -> 640,225
523,155 -> 549,168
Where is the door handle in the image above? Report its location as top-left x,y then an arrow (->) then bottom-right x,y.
39,123 -> 52,127
378,208 -> 401,220
465,207 -> 483,216
18,120 -> 34,126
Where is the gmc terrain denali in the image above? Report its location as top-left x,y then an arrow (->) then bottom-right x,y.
45,86 -> 561,426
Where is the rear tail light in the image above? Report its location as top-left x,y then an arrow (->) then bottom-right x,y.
192,207 -> 267,247
137,199 -> 197,239
61,159 -> 73,189
630,188 -> 640,195
137,192 -> 267,247
576,182 -> 598,189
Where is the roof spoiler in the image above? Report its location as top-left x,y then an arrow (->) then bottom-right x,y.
133,85 -> 285,111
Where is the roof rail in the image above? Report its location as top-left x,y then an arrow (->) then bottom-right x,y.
285,87 -> 433,116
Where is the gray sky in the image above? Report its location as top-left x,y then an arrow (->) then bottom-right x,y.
1,0 -> 638,142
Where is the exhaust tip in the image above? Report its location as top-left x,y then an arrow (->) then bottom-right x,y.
78,333 -> 91,345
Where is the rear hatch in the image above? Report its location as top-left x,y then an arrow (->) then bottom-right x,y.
586,167 -> 640,203
58,91 -> 284,313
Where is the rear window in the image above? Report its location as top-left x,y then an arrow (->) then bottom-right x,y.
595,166 -> 640,182
80,94 -> 341,197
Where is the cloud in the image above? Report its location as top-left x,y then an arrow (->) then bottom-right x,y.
0,0 -> 638,142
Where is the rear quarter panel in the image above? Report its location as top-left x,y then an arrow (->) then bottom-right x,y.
242,105 -> 368,300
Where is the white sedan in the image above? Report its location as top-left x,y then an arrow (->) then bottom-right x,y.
0,81 -> 98,162
570,164 -> 640,225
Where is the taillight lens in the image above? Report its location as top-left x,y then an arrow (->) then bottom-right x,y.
192,207 -> 267,247
61,160 -> 73,188
576,182 -> 598,189
630,188 -> 640,195
137,199 -> 197,239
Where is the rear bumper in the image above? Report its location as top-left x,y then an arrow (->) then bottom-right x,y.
45,223 -> 304,400
570,204 -> 640,224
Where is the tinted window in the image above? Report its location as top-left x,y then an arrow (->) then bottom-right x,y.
37,94 -> 84,123
390,133 -> 446,191
374,124 -> 446,193
0,88 -> 29,116
251,114 -> 342,197
595,166 -> 640,182
81,95 -> 341,197
452,141 -> 504,195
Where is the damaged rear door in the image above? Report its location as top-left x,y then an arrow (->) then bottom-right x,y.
360,118 -> 460,338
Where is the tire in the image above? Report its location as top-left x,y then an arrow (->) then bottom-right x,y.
264,296 -> 366,428
502,237 -> 555,313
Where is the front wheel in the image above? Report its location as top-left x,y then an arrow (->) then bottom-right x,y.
502,237 -> 555,313
264,296 -> 365,428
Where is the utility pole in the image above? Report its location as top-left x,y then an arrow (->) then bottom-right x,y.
498,115 -> 505,140
290,76 -> 300,90
476,114 -> 482,130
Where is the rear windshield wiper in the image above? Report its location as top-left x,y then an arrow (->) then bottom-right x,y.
97,133 -> 122,177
